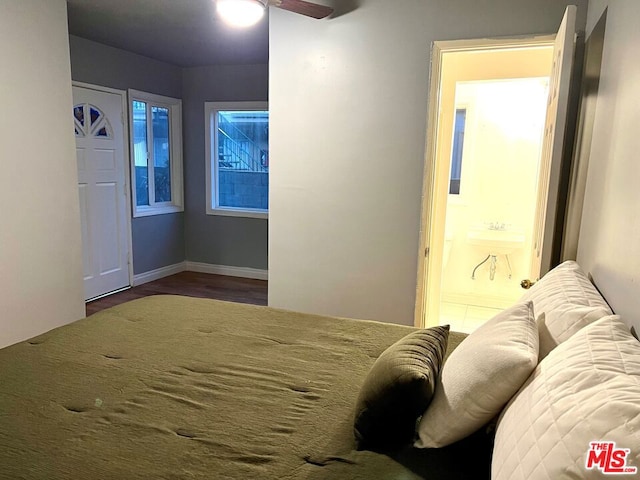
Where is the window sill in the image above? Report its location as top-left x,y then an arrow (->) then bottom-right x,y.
133,204 -> 184,218
207,207 -> 268,220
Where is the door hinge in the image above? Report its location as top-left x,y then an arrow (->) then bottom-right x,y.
425,247 -> 430,257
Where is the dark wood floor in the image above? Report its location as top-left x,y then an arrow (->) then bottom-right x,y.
86,271 -> 268,316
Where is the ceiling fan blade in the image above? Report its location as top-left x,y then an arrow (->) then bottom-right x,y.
270,0 -> 334,19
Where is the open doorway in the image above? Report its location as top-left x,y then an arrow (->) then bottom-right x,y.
440,74 -> 551,332
415,7 -> 577,332
430,46 -> 553,333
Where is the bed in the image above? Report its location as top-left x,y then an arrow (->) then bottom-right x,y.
0,295 -> 492,480
2,261 -> 639,479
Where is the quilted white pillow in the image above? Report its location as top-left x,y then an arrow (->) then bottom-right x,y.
520,260 -> 612,359
492,315 -> 640,480
415,302 -> 538,448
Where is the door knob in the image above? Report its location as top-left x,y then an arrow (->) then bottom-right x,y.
520,279 -> 536,289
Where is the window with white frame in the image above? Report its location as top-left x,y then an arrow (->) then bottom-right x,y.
205,102 -> 269,218
129,89 -> 183,217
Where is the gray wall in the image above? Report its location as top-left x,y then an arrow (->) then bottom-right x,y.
577,0 -> 640,333
269,0 -> 589,325
69,35 -> 186,274
182,64 -> 269,270
69,36 -> 270,274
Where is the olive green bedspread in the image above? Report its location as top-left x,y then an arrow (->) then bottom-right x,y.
0,295 -> 491,479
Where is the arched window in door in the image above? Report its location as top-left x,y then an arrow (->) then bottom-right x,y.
73,104 -> 112,139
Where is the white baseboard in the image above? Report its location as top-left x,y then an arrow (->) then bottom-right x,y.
133,262 -> 187,286
133,261 -> 268,285
185,261 -> 268,281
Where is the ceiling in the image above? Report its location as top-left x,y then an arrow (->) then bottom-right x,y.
66,0 -> 270,67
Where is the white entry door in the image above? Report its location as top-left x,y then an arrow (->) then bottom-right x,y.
73,85 -> 131,301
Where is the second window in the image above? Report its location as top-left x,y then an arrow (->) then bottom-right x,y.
206,102 -> 269,218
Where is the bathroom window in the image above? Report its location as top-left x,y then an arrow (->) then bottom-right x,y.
450,108 -> 467,195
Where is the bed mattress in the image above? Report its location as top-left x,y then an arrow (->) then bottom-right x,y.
0,295 -> 492,479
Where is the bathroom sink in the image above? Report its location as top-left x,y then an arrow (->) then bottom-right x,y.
466,228 -> 525,255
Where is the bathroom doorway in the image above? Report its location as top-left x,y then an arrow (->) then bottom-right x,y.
415,7 -> 577,331
438,76 -> 550,332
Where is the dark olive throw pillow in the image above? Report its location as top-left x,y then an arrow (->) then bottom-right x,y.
353,325 -> 449,451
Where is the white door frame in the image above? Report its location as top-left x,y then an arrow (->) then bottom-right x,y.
414,35 -> 556,328
73,81 -> 134,297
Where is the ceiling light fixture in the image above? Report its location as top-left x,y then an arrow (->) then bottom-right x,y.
217,0 -> 266,28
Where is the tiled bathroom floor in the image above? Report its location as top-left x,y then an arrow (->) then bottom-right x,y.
440,302 -> 503,334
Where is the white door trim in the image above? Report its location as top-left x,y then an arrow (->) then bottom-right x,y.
73,81 -> 134,298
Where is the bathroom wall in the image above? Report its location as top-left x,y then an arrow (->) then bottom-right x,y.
441,79 -> 550,307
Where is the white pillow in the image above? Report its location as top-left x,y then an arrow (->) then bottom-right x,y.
492,315 -> 640,480
415,302 -> 538,448
520,260 -> 612,359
